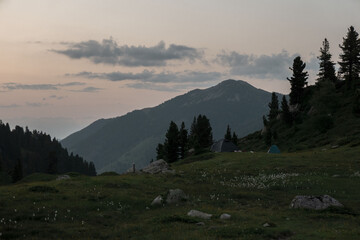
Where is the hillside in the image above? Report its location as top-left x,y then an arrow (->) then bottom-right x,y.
62,79 -> 283,173
0,146 -> 359,239
239,83 -> 360,152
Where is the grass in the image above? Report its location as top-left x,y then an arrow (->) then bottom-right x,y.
1,146 -> 360,239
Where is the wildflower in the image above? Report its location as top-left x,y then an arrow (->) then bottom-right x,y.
67,209 -> 70,213
81,220 -> 85,225
14,209 -> 17,212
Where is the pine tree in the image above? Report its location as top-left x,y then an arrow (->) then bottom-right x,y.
287,56 -> 309,106
224,125 -> 232,140
163,121 -> 179,163
47,151 -> 58,174
268,92 -> 279,121
262,115 -> 268,127
317,38 -> 337,84
338,26 -> 360,89
178,122 -> 188,159
12,158 -> 23,183
281,96 -> 292,125
232,132 -> 238,146
195,115 -> 213,149
156,144 -> 164,160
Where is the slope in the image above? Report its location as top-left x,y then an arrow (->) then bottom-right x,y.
1,146 -> 360,239
61,79 -> 282,173
239,83 -> 360,152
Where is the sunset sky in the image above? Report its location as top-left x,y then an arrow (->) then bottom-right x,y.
1,0 -> 359,139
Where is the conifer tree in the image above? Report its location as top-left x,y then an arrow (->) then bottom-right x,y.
195,115 -> 213,149
47,151 -> 58,174
317,38 -> 337,84
232,132 -> 238,146
224,125 -> 232,140
163,121 -> 179,163
268,92 -> 279,121
178,122 -> 188,159
12,158 -> 23,183
281,96 -> 292,125
156,143 -> 164,160
338,26 -> 360,89
287,56 -> 308,106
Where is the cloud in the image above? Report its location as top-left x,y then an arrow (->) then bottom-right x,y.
52,39 -> 204,66
125,82 -> 181,92
72,87 -> 103,93
216,50 -> 318,80
26,102 -> 51,107
0,104 -> 21,108
70,70 -> 222,84
1,82 -> 85,91
49,95 -> 65,100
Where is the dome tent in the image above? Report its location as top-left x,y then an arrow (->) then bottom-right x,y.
211,139 -> 239,152
268,145 -> 280,154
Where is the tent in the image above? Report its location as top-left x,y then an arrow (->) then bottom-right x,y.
267,145 -> 280,154
211,139 -> 239,152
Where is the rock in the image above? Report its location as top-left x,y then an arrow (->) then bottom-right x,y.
220,213 -> 231,220
151,195 -> 163,206
141,159 -> 175,174
166,189 -> 188,204
187,210 -> 212,219
56,175 -> 70,181
196,222 -> 205,226
290,195 -> 343,210
263,222 -> 271,227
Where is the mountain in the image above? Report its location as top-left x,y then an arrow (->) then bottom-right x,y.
61,79 -> 282,173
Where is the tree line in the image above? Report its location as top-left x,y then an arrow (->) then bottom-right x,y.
156,114 -> 213,163
0,121 -> 96,183
263,26 -> 360,145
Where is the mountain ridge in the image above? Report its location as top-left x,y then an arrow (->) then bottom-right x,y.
61,79 -> 283,173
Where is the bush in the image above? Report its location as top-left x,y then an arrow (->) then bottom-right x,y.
29,185 -> 59,193
314,114 -> 334,133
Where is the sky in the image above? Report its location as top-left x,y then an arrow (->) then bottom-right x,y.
0,0 -> 359,139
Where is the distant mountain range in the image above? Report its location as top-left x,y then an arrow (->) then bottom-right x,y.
61,80 -> 283,173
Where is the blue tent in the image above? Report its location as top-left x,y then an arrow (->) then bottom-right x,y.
268,145 -> 280,154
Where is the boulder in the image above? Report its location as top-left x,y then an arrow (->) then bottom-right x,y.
187,210 -> 212,219
220,213 -> 231,220
141,159 -> 175,174
151,195 -> 163,206
166,189 -> 188,204
56,175 -> 70,181
290,195 -> 343,210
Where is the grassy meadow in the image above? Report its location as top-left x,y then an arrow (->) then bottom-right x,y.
1,146 -> 360,239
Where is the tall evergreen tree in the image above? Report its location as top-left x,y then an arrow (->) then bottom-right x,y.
163,121 -> 179,163
224,125 -> 232,140
195,115 -> 213,149
281,96 -> 292,125
47,151 -> 58,174
317,38 -> 337,84
287,56 -> 308,106
178,122 -> 188,160
338,26 -> 360,89
231,132 -> 238,146
12,158 -> 23,183
267,92 -> 279,121
156,144 -> 164,160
